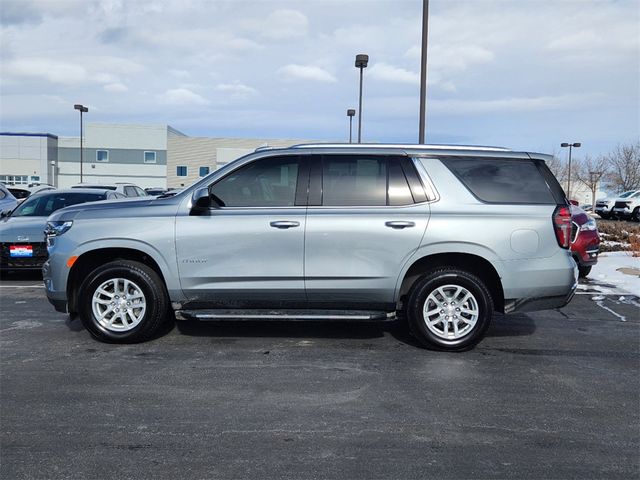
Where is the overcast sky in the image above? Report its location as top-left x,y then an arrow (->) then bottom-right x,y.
1,0 -> 638,157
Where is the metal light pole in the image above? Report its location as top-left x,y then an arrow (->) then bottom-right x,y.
347,108 -> 356,143
355,54 -> 369,143
418,0 -> 430,144
74,104 -> 88,183
560,142 -> 581,199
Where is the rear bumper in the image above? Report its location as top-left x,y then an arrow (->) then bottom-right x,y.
504,283 -> 577,313
500,250 -> 578,313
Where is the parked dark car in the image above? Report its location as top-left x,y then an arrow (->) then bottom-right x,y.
7,184 -> 56,203
570,206 -> 600,277
0,189 -> 125,270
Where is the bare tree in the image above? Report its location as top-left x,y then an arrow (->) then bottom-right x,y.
606,142 -> 640,192
575,155 -> 609,206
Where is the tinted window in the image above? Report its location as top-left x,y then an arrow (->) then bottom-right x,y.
442,157 -> 556,204
12,193 -> 103,217
177,166 -> 187,176
124,186 -> 137,197
8,189 -> 29,199
322,156 -> 387,206
210,156 -> 299,207
388,161 -> 414,206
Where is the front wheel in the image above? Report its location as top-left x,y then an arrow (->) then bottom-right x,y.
633,208 -> 640,222
406,268 -> 494,351
79,260 -> 169,343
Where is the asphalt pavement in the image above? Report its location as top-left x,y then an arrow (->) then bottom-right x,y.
1,272 -> 639,479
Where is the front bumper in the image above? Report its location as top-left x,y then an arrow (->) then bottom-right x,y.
612,207 -> 632,217
42,259 -> 69,313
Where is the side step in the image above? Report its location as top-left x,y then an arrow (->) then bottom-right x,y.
175,309 -> 396,322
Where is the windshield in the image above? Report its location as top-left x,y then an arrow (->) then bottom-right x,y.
620,190 -> 637,198
11,192 -> 104,217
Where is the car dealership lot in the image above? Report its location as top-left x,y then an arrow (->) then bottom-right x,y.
1,274 -> 639,479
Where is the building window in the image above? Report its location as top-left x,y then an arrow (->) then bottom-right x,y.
177,166 -> 188,177
199,166 -> 210,177
144,151 -> 156,164
0,175 -> 29,185
96,150 -> 109,162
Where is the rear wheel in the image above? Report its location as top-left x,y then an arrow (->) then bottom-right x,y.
79,260 -> 169,343
578,265 -> 592,278
406,268 -> 493,351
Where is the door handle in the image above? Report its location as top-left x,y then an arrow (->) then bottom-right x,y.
385,221 -> 415,229
270,221 -> 300,229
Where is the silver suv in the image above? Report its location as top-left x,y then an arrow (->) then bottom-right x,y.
43,144 -> 577,350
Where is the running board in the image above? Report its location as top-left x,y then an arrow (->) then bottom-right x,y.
175,309 -> 396,322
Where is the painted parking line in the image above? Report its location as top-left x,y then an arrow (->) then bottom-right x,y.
0,284 -> 45,288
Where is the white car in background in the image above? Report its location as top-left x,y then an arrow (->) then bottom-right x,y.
595,190 -> 639,219
612,190 -> 640,221
71,182 -> 148,197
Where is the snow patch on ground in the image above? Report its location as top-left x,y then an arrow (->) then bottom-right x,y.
581,252 -> 640,297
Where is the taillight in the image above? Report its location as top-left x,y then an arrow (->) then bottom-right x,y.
553,205 -> 572,249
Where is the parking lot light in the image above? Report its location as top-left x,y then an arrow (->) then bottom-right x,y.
74,104 -> 89,183
355,54 -> 369,143
347,108 -> 356,143
560,142 -> 581,199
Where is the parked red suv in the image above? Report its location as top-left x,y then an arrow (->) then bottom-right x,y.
570,206 -> 600,277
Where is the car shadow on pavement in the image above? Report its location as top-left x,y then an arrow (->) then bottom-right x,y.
174,312 -> 536,347
62,311 -> 536,346
486,313 -> 537,337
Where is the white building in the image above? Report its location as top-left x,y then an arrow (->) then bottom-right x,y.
1,124 -> 309,190
56,123 -> 186,189
0,132 -> 58,186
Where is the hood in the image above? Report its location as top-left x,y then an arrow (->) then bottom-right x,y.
47,196 -> 181,222
0,216 -> 49,243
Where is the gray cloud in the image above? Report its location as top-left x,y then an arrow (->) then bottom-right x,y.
0,0 -> 638,157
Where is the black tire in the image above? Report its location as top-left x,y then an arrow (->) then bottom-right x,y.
406,268 -> 493,351
578,265 -> 592,278
599,213 -> 610,220
78,260 -> 169,343
633,208 -> 640,222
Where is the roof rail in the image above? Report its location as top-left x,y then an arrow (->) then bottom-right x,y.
289,143 -> 511,152
254,145 -> 273,152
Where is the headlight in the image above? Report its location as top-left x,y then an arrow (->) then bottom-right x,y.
579,218 -> 597,231
45,220 -> 73,238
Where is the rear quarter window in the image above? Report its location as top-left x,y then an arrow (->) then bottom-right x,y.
441,157 -> 556,204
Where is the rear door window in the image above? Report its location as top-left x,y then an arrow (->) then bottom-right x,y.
321,156 -> 387,206
441,157 -> 556,204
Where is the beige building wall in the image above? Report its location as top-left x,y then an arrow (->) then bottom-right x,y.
167,137 -> 307,188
